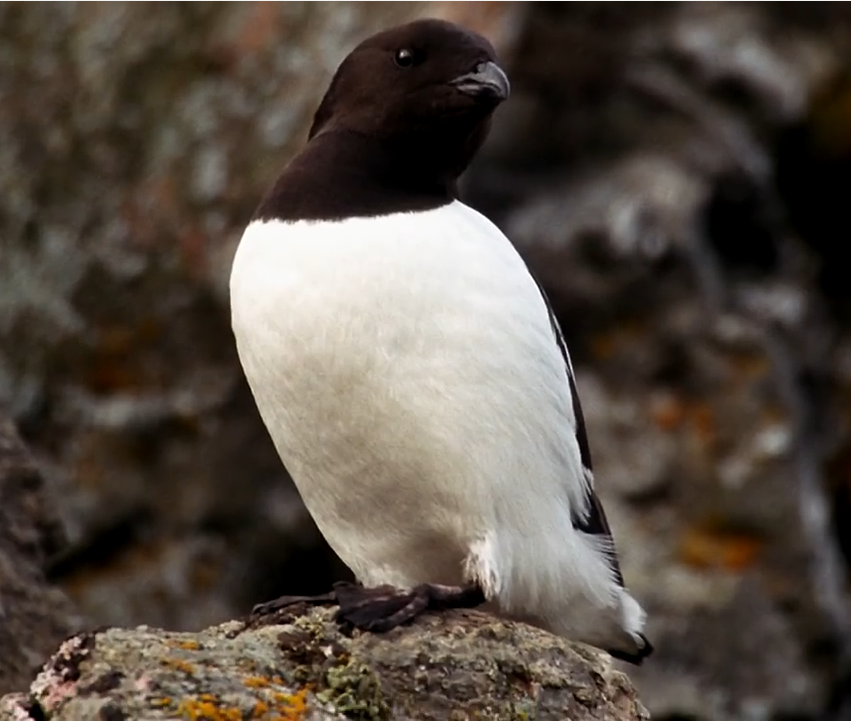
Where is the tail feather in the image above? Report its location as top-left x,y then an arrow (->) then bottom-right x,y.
608,632 -> 654,665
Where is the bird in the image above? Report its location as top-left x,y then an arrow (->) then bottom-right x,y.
230,18 -> 652,664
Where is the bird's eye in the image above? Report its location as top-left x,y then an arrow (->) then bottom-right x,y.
395,48 -> 416,68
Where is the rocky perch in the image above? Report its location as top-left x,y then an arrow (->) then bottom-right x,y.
0,605 -> 647,721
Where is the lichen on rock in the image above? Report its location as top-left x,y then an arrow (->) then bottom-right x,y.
0,606 -> 648,721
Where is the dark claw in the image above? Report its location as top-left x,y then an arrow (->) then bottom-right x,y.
251,581 -> 485,633
251,591 -> 338,617
335,582 -> 485,632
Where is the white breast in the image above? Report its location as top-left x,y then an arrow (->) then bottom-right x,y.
230,200 -> 633,646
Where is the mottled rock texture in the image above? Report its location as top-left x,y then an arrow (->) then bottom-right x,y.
0,411 -> 80,695
0,607 -> 647,721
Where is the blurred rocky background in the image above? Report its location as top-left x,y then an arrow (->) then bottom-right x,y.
2,2 -> 851,719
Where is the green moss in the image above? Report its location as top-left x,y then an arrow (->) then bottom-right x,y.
507,698 -> 537,720
291,612 -> 329,638
317,659 -> 389,720
281,613 -> 388,719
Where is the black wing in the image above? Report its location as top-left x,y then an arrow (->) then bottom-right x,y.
532,275 -> 625,587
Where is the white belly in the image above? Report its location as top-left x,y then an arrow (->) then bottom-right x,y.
230,201 -> 599,604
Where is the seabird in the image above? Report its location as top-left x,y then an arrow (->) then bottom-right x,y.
230,18 -> 652,663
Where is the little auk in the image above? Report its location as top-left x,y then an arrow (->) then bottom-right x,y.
230,18 -> 652,663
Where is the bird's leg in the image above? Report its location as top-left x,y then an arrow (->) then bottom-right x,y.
251,590 -> 339,617
334,581 -> 486,632
251,580 -> 486,631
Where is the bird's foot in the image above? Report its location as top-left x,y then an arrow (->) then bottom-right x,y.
250,581 -> 485,632
251,590 -> 338,617
334,581 -> 485,632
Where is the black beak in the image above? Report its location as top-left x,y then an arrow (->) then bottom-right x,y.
451,61 -> 510,102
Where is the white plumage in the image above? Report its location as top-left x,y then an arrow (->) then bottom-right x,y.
230,199 -> 647,656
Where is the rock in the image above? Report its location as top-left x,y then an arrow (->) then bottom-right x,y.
0,607 -> 647,721
0,410 -> 81,695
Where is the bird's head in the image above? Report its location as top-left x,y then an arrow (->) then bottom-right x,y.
308,18 -> 509,180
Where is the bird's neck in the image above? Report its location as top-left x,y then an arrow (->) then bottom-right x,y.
254,130 -> 460,222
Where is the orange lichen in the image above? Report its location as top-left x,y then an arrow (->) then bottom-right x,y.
166,638 -> 202,651
161,657 -> 195,674
730,351 -> 770,379
243,676 -> 271,688
271,687 -> 310,720
651,395 -> 686,432
171,683 -> 310,720
251,700 -> 270,718
589,322 -> 646,362
590,332 -> 618,361
687,402 -> 716,446
177,698 -> 242,721
150,697 -> 173,707
680,526 -> 763,571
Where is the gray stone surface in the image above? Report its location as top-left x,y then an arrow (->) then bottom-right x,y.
0,606 -> 647,721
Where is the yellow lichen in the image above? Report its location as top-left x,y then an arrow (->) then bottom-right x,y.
177,698 -> 242,721
243,676 -> 271,688
161,657 -> 195,674
271,687 -> 310,720
172,684 -> 311,721
251,700 -> 270,718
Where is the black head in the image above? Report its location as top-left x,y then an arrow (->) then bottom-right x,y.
256,19 -> 509,222
310,18 -> 508,152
